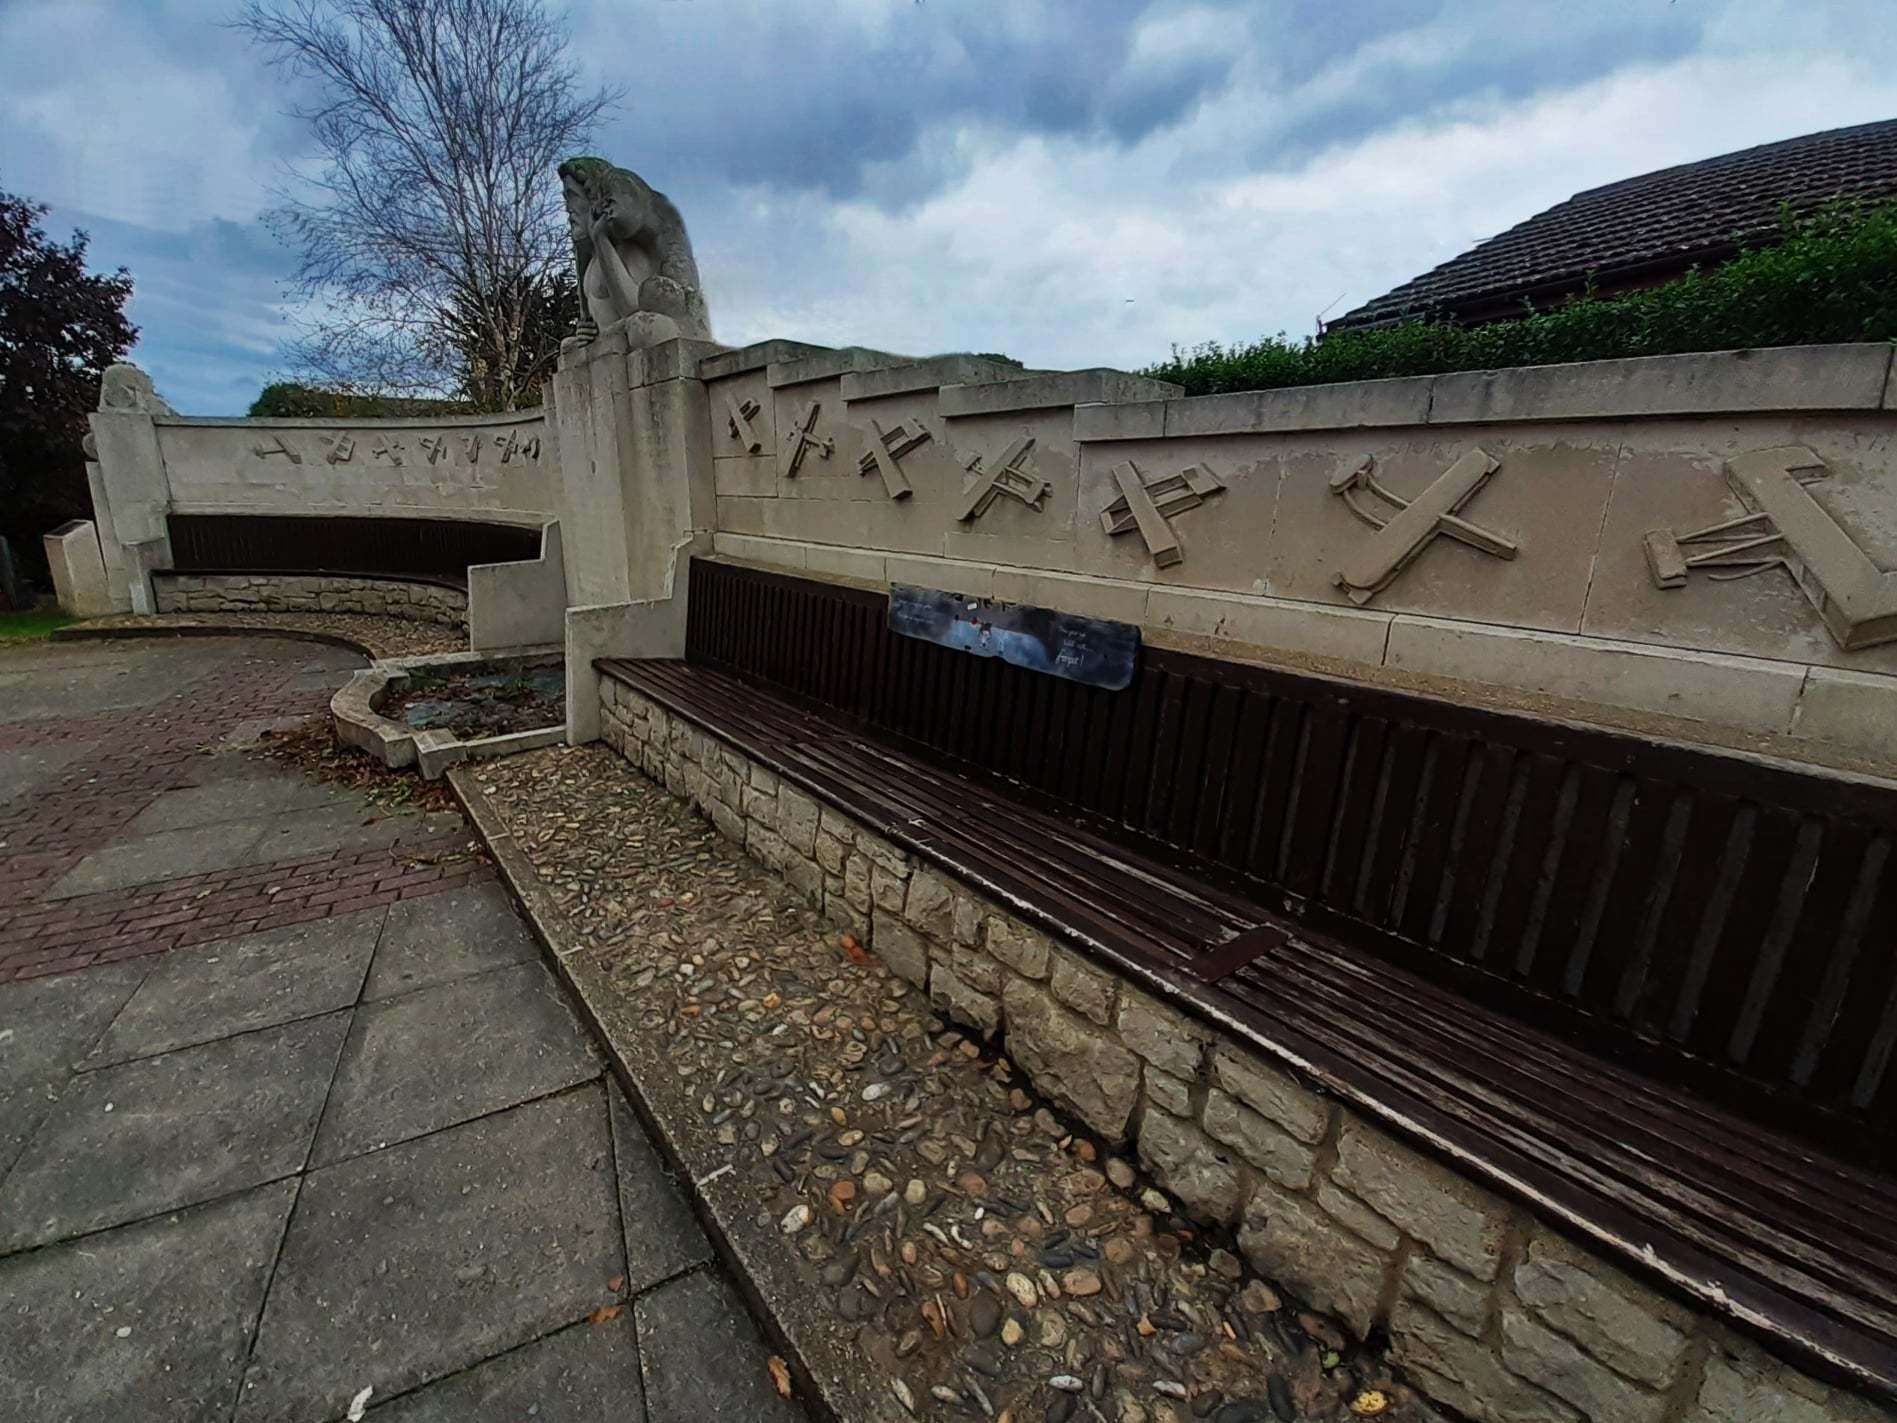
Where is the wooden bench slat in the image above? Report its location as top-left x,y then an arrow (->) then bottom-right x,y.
599,653 -> 1897,1395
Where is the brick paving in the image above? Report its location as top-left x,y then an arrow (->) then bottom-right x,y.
0,633 -> 480,986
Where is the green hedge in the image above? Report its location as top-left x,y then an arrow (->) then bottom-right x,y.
1146,202 -> 1897,397
247,382 -> 477,419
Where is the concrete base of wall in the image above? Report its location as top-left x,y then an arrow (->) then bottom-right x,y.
598,674 -> 1893,1423
154,572 -> 468,628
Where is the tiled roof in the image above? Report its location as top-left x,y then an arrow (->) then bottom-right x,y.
1330,118 -> 1897,330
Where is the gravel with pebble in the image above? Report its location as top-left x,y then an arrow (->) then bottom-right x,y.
472,743 -> 1437,1423
62,610 -> 463,659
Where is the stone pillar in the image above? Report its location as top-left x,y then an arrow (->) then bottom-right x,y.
624,340 -> 717,600
42,520 -> 113,616
549,325 -> 635,608
550,331 -> 720,744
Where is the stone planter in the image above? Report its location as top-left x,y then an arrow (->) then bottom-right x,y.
332,646 -> 564,779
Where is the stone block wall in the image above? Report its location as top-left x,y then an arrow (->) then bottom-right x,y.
598,673 -> 1894,1423
153,572 -> 468,628
693,340 -> 1897,767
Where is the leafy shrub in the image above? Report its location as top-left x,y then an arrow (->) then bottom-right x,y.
1146,202 -> 1897,396
247,382 -> 477,419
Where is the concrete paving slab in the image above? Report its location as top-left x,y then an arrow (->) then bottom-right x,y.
48,817 -> 272,898
0,1012 -> 349,1253
0,740 -> 84,808
0,1179 -> 295,1423
245,801 -> 419,865
236,1088 -> 624,1423
124,775 -> 350,836
368,1316 -> 643,1421
311,961 -> 599,1166
609,1088 -> 711,1292
634,1267 -> 804,1423
362,880 -> 537,1001
87,910 -> 382,1067
0,959 -> 152,1177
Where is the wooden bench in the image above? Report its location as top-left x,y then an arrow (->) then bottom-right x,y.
600,556 -> 1897,1398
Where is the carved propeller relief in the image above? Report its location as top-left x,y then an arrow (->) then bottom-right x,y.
1645,445 -> 1897,651
957,437 -> 1049,522
1329,450 -> 1517,605
1101,461 -> 1225,568
857,418 -> 931,499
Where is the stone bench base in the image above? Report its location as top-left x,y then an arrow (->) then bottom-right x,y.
598,673 -> 1891,1423
154,572 -> 467,629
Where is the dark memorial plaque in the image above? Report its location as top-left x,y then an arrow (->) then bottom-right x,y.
888,584 -> 1140,690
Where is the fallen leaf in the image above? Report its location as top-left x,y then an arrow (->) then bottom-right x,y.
608,1274 -> 626,1293
768,1356 -> 792,1399
586,1304 -> 624,1324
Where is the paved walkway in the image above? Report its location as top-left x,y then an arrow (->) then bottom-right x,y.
0,635 -> 805,1422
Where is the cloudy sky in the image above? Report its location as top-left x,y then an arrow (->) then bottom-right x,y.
2,0 -> 1894,414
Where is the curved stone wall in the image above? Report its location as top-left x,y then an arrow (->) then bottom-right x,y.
152,572 -> 467,628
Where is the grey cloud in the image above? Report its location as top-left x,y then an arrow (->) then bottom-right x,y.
573,0 -> 1244,203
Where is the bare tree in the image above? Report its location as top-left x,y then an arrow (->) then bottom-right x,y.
236,0 -> 615,409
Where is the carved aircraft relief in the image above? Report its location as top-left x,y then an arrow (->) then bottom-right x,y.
957,437 -> 1049,522
1645,445 -> 1897,651
724,395 -> 764,454
1329,450 -> 1517,604
782,400 -> 834,478
857,418 -> 931,499
251,435 -> 302,464
1101,460 -> 1225,568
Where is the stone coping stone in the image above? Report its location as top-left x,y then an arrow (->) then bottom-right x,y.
839,356 -> 1029,403
1076,343 -> 1897,443
766,346 -> 912,389
938,368 -> 1184,417
152,410 -> 546,430
698,339 -> 835,382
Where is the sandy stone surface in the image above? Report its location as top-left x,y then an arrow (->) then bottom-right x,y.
469,743 -> 1442,1423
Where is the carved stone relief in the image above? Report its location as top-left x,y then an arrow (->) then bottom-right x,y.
857,418 -> 931,500
1101,460 -> 1226,569
1329,450 -> 1517,604
1645,445 -> 1897,651
725,395 -> 764,454
235,428 -> 541,473
782,401 -> 834,478
495,431 -> 539,463
956,437 -> 1049,522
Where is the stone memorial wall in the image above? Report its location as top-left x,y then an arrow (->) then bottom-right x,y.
687,341 -> 1897,766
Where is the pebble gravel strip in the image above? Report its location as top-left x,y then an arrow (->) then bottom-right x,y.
61,611 -> 464,659
461,744 -> 1440,1423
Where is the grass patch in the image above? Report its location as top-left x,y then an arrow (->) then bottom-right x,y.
0,608 -> 76,642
